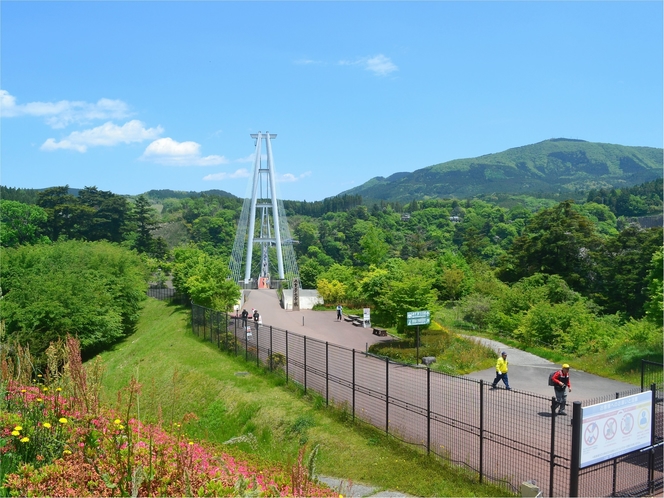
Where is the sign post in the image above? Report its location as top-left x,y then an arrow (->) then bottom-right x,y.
406,311 -> 430,364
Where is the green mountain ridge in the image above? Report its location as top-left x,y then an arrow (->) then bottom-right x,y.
340,138 -> 663,203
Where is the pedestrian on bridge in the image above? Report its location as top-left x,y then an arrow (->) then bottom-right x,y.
491,351 -> 511,390
241,309 -> 249,328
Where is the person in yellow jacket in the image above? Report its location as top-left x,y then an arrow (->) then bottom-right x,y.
491,351 -> 511,390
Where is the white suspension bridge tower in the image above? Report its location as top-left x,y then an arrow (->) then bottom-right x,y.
229,132 -> 299,290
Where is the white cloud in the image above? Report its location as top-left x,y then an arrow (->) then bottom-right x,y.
1,90 -> 131,128
294,59 -> 322,65
365,55 -> 398,76
277,171 -> 312,183
203,169 -> 251,181
41,120 -> 163,152
235,154 -> 255,163
338,54 -> 398,76
142,137 -> 228,166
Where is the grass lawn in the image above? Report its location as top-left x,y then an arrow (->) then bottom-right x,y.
97,298 -> 511,497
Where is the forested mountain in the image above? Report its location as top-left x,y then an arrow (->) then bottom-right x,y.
340,139 -> 663,203
144,189 -> 236,200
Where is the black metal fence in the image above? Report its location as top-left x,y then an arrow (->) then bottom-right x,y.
147,286 -> 188,304
190,303 -> 662,497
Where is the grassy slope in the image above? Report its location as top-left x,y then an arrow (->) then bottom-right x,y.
97,298 -> 509,497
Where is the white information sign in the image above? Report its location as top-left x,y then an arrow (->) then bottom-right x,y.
580,391 -> 652,468
407,310 -> 430,327
363,308 -> 371,328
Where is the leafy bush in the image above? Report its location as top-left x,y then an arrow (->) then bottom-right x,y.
0,240 -> 147,359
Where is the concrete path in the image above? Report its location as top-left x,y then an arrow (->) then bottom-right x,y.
242,289 -> 392,352
461,335 -> 636,401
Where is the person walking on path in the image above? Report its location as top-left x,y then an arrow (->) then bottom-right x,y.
241,309 -> 249,328
551,364 -> 572,415
491,351 -> 511,390
336,304 -> 343,321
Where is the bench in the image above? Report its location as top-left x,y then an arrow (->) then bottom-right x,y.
343,316 -> 354,322
352,320 -> 363,327
373,328 -> 387,336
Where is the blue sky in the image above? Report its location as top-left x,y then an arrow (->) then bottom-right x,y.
1,1 -> 662,202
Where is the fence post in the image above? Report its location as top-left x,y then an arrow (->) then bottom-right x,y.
641,359 -> 645,392
269,326 -> 273,372
352,349 -> 356,421
256,324 -> 260,368
234,314 -> 238,356
216,312 -> 221,349
203,308 -> 206,341
245,326 -> 248,362
191,304 -> 195,335
611,392 -> 620,497
385,356 -> 389,434
304,336 -> 307,395
286,331 -> 289,384
326,342 -> 329,406
427,368 -> 431,455
569,401 -> 582,497
549,396 -> 557,497
479,379 -> 484,483
649,383 -> 657,495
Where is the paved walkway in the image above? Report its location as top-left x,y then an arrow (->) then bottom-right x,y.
242,289 -> 391,352
244,289 -> 636,401
241,290 -> 639,497
462,336 -> 636,400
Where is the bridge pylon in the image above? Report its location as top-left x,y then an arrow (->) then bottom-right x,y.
229,132 -> 299,289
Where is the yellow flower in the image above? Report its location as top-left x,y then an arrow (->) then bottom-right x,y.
14,426 -> 22,431
43,387 -> 49,392
189,441 -> 194,445
113,419 -> 121,425
59,418 -> 68,424
56,387 -> 62,392
63,449 -> 72,455
37,374 -> 42,378
11,431 -> 20,436
36,398 -> 43,402
20,437 -> 29,443
43,422 -> 52,429
118,425 -> 125,430
20,389 -> 26,393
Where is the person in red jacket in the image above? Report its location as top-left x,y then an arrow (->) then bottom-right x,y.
552,364 -> 572,415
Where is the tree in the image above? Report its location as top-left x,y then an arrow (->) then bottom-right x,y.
316,278 -> 347,305
0,200 -> 49,247
79,186 -> 131,242
643,246 -> 663,327
358,225 -> 389,266
0,240 -> 147,359
592,227 -> 663,318
37,186 -> 86,241
131,195 -> 164,257
294,221 -> 319,257
171,246 -> 240,310
497,201 -> 601,294
364,258 -> 438,333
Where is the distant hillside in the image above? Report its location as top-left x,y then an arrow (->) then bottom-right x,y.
340,139 -> 663,203
143,189 -> 237,200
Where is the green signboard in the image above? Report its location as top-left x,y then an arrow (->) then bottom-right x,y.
406,310 -> 430,326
